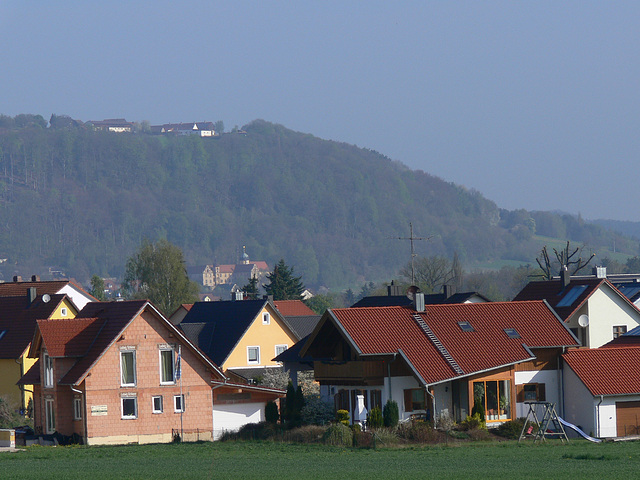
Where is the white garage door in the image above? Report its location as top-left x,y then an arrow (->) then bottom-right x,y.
213,403 -> 264,440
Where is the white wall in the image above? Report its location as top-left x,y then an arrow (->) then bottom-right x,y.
563,366 -> 597,436
514,370 -> 561,418
212,402 -> 264,440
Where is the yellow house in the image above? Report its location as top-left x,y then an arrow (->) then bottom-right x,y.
0,291 -> 78,416
177,299 -> 299,381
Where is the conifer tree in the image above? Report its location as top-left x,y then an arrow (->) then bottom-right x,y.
264,259 -> 305,300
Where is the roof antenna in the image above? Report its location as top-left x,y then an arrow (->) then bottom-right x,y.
390,222 -> 435,285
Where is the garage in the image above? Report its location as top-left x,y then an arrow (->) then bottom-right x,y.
212,402 -> 264,440
616,401 -> 640,437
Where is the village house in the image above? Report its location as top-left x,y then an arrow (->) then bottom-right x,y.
177,298 -> 299,384
300,295 -> 578,426
87,119 -> 134,133
513,271 -> 640,348
0,291 -> 78,418
150,122 -> 218,137
21,300 -> 284,444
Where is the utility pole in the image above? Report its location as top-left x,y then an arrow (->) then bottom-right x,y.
391,222 -> 434,285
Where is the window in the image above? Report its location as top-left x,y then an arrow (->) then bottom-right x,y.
45,398 -> 55,433
473,379 -> 512,422
159,348 -> 175,384
262,312 -> 270,325
73,398 -> 82,420
43,352 -> 54,388
370,390 -> 382,411
120,350 -> 136,387
121,396 -> 137,419
504,328 -> 521,339
247,346 -> 260,364
60,307 -> 68,317
518,383 -> 546,402
458,321 -> 474,332
152,395 -> 163,414
404,388 -> 426,412
174,394 -> 185,413
275,344 -> 288,357
614,325 -> 628,339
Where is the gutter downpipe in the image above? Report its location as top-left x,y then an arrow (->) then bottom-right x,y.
559,347 -> 565,418
387,354 -> 397,401
596,395 -> 604,438
426,387 -> 436,428
70,386 -> 88,445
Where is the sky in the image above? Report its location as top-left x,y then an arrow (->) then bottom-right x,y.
1,2 -> 639,221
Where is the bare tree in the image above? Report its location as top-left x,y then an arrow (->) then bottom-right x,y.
534,241 -> 596,281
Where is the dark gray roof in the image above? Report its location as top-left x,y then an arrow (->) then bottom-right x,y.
351,291 -> 488,308
178,300 -> 296,366
283,315 -> 321,339
273,335 -> 313,365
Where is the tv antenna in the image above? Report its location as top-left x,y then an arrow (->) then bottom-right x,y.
390,222 -> 435,285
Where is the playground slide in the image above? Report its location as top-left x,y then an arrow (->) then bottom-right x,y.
558,417 -> 602,443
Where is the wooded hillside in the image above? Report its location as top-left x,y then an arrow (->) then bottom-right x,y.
0,115 -> 636,289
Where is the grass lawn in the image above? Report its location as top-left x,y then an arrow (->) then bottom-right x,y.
1,439 -> 639,479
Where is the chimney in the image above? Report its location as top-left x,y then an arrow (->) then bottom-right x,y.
443,284 -> 455,299
27,287 -> 37,305
387,281 -> 402,297
413,292 -> 425,312
13,275 -> 22,282
31,275 -> 40,282
561,267 -> 571,288
592,266 -> 607,279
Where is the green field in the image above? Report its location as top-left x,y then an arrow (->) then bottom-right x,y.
1,440 -> 639,479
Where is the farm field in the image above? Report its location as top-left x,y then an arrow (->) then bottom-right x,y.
1,440 -> 639,479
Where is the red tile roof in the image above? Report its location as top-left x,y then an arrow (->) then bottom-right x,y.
563,347 -> 640,395
274,300 -> 315,316
313,301 -> 577,385
0,281 -> 71,297
37,317 -> 104,357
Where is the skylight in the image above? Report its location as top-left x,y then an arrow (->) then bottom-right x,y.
458,321 -> 474,332
0,330 -> 5,341
556,285 -> 588,307
504,328 -> 521,339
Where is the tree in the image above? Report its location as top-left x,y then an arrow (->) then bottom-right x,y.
122,239 -> 199,315
90,274 -> 106,301
400,255 -> 457,294
533,241 -> 596,281
263,259 -> 305,300
241,276 -> 259,300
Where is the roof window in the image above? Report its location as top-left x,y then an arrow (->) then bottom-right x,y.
556,285 -> 588,307
458,321 -> 474,332
504,328 -> 521,339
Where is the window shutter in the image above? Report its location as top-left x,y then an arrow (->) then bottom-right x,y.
516,384 -> 524,403
538,383 -> 546,402
404,389 -> 413,412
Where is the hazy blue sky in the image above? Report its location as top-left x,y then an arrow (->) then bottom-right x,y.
2,2 -> 639,221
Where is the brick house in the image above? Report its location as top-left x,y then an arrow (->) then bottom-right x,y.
23,300 -> 283,444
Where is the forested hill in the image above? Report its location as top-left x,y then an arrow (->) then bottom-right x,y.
0,116 -> 636,289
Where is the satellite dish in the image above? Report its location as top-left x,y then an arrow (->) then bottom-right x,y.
42,294 -> 50,303
406,285 -> 421,301
578,314 -> 589,327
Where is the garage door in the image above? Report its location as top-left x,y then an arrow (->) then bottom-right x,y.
616,401 -> 640,437
212,402 -> 264,440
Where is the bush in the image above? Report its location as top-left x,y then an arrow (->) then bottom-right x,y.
265,401 -> 279,424
367,406 -> 383,429
371,427 -> 399,445
459,413 -> 486,431
383,400 -> 399,428
336,409 -> 350,426
301,395 -> 334,426
283,425 -> 326,443
0,396 -> 23,428
494,418 -> 527,439
397,420 -> 441,443
323,423 -> 353,447
230,422 -> 279,441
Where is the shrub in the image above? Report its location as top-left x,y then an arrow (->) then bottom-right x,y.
233,422 -> 279,441
383,400 -> 399,428
0,396 -> 23,429
371,427 -> 399,445
265,401 -> 279,424
494,418 -> 525,439
336,409 -> 350,426
397,420 -> 441,443
300,395 -> 334,426
367,406 -> 383,429
471,401 -> 485,423
323,423 -> 353,447
283,425 -> 326,443
459,413 -> 486,431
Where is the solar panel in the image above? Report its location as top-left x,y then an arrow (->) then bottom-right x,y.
458,321 -> 474,332
504,328 -> 521,339
556,285 -> 588,307
617,285 -> 640,300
